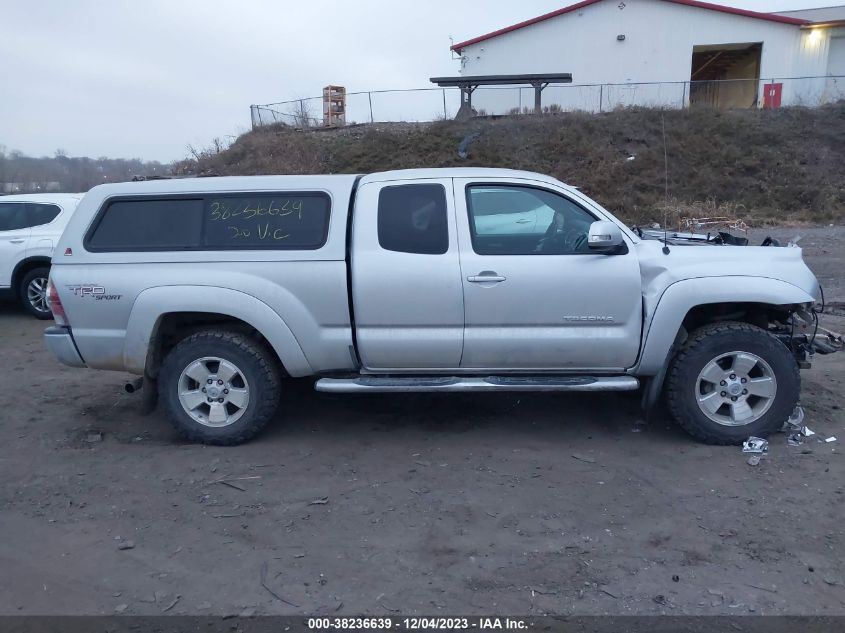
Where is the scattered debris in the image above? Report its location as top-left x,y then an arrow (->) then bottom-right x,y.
117,540 -> 135,551
707,588 -> 725,606
788,433 -> 803,447
85,431 -> 103,443
457,131 -> 481,159
161,595 -> 181,612
825,436 -> 837,443
653,594 -> 668,606
784,406 -> 805,430
571,454 -> 596,464
742,437 -> 768,454
239,607 -> 256,617
114,603 -> 128,613
599,587 -> 621,598
209,475 -> 261,490
804,427 -> 816,437
259,561 -> 299,607
672,575 -> 680,582
376,593 -> 401,612
217,480 -> 246,492
529,586 -> 558,596
308,496 -> 329,505
212,511 -> 245,518
745,583 -> 778,594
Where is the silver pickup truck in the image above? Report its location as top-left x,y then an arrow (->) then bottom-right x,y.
43,168 -> 840,445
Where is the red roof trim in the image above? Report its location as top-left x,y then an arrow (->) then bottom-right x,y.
450,0 -> 810,52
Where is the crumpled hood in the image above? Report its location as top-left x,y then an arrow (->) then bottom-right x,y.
635,240 -> 821,307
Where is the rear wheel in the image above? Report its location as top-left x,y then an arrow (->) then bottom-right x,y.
666,321 -> 799,445
20,267 -> 52,319
159,330 -> 281,445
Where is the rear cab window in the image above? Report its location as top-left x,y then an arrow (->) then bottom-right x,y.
377,183 -> 448,255
85,193 -> 331,251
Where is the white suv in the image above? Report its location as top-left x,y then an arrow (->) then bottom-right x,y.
0,193 -> 82,318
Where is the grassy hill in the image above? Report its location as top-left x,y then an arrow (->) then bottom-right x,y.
178,104 -> 845,226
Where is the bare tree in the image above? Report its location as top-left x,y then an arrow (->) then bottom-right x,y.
287,99 -> 316,128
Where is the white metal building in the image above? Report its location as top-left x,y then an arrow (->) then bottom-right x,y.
450,0 -> 845,112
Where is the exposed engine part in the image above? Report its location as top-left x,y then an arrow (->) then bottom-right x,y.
771,306 -> 843,369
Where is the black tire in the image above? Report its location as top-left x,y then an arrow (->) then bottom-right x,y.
158,330 -> 281,445
20,267 -> 52,320
666,321 -> 799,445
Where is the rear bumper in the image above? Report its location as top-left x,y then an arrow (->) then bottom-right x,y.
44,326 -> 86,368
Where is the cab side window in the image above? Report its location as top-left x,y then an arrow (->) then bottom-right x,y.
377,184 -> 448,255
466,185 -> 596,255
0,203 -> 28,231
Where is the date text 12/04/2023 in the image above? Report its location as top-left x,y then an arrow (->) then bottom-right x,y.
307,617 -> 530,630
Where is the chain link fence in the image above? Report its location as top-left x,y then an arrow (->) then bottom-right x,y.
251,75 -> 845,128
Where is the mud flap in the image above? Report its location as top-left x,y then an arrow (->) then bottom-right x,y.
140,374 -> 158,415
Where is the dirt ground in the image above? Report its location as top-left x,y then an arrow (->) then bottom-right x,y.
0,227 -> 843,617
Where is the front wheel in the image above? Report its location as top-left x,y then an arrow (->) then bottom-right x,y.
666,321 -> 799,445
159,330 -> 281,445
20,267 -> 52,319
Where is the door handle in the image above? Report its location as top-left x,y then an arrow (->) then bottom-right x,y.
9,239 -> 25,244
515,218 -> 531,224
467,273 -> 506,283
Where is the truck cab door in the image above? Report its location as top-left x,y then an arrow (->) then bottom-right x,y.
454,178 -> 642,371
351,178 -> 464,371
0,202 -> 31,288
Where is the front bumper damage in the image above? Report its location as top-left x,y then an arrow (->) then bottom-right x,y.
810,326 -> 845,354
772,308 -> 843,368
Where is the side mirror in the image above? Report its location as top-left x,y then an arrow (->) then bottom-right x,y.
588,220 -> 625,253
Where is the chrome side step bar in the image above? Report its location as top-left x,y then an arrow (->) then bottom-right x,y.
314,375 -> 639,393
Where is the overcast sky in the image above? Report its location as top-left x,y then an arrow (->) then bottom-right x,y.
0,0 -> 828,162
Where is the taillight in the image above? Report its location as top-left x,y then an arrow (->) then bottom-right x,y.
46,278 -> 68,326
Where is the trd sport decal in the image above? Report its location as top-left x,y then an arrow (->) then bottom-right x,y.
66,285 -> 122,301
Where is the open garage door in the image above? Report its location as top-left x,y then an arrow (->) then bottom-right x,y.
689,43 -> 762,108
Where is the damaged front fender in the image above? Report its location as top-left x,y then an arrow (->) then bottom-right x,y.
636,276 -> 817,376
